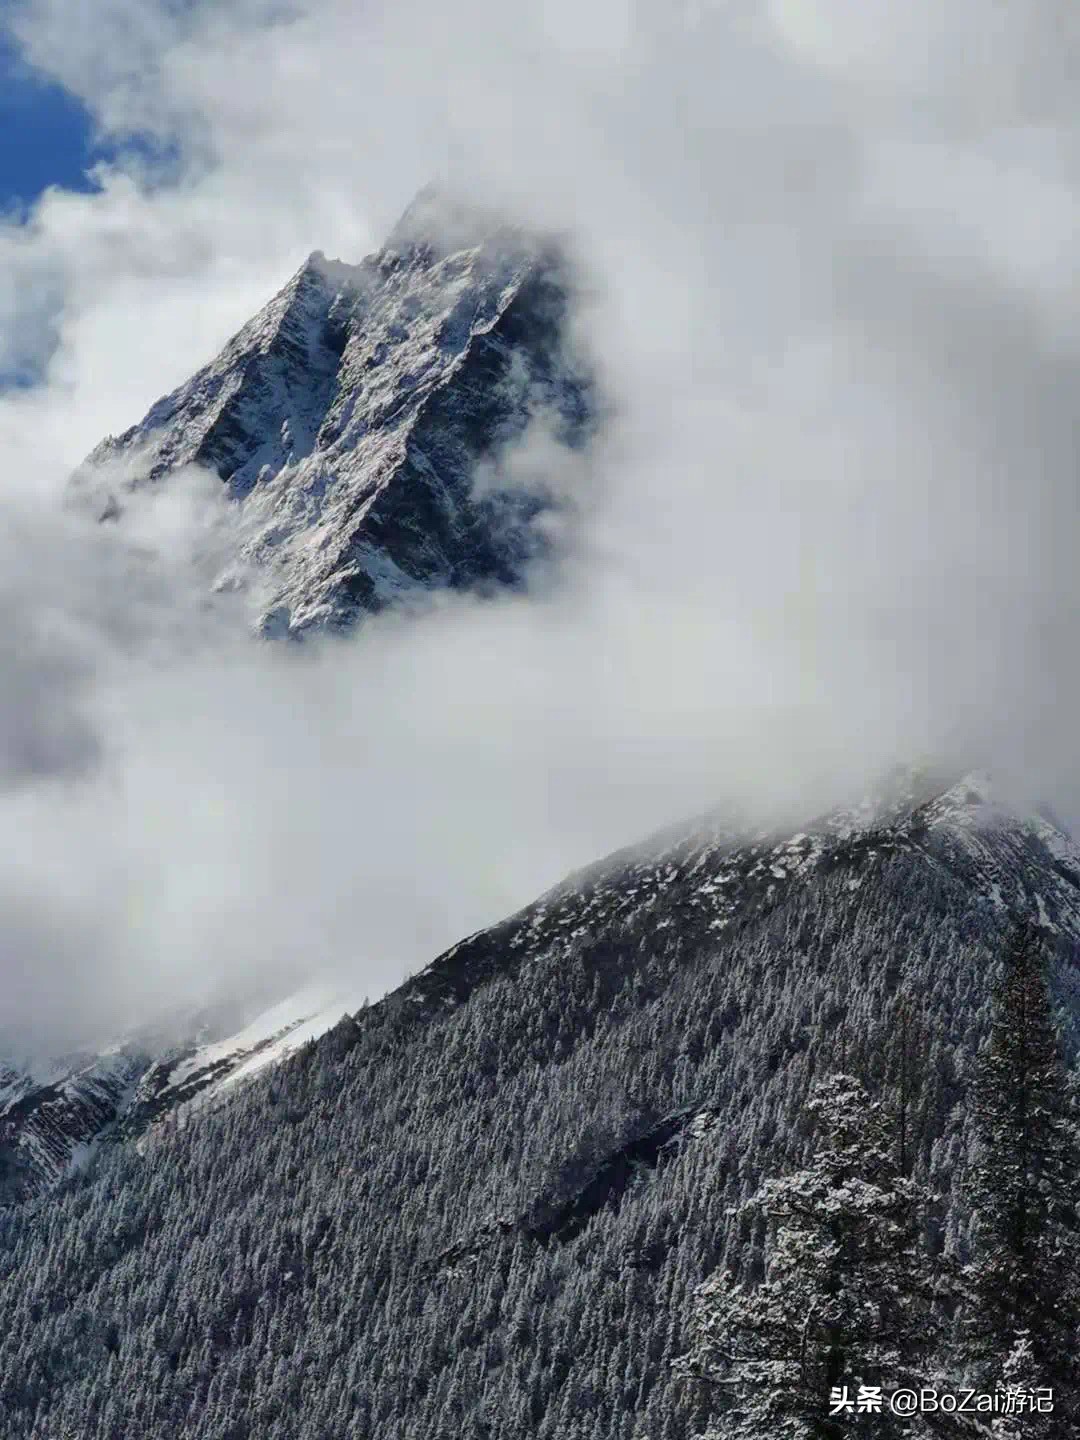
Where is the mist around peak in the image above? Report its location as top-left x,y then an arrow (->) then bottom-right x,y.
2,0 -> 1080,1053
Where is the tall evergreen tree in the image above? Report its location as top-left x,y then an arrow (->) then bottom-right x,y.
679,1074 -> 944,1438
961,921 -> 1080,1422
891,998 -> 930,1179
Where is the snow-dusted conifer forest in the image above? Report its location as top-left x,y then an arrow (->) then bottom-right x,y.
3,771 -> 1080,1437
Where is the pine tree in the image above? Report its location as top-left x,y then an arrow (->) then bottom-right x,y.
890,997 -> 930,1178
678,1075 -> 944,1438
961,921 -> 1080,1422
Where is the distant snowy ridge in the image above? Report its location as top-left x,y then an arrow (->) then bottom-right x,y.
0,985 -> 362,1199
122,983 -> 366,1135
77,186 -> 594,634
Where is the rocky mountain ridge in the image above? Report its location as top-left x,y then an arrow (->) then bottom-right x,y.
77,187 -> 594,634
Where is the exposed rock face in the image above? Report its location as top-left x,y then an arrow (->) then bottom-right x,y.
79,187 -> 594,634
0,1051 -> 146,1201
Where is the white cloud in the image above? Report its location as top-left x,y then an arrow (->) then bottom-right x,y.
2,0 -> 1080,1051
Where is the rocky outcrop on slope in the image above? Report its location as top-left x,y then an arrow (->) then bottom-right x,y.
0,1050 -> 147,1201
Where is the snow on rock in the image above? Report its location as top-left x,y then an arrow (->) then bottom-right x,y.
405,768 -> 1080,1017
0,1048 -> 147,1200
76,185 -> 595,635
122,981 -> 368,1133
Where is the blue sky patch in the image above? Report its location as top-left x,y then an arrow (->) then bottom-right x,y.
0,31 -> 98,212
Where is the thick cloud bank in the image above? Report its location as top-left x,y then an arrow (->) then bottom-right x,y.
2,0 -> 1080,1051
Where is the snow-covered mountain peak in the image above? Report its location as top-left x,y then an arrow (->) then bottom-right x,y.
77,188 -> 595,634
382,183 -> 521,263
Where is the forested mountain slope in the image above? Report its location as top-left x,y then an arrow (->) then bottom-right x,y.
0,990 -> 351,1203
2,772 -> 1078,1439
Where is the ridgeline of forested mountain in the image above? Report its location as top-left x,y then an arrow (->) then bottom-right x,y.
2,777 -> 1079,1438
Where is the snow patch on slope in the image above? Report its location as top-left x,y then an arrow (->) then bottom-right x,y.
128,980 -> 367,1129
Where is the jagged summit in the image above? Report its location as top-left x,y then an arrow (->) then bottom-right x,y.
78,188 -> 594,634
383,183 -> 522,261
303,249 -> 366,287
84,254 -> 356,497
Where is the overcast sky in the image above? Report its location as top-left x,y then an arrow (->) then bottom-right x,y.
2,0 -> 1080,1053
